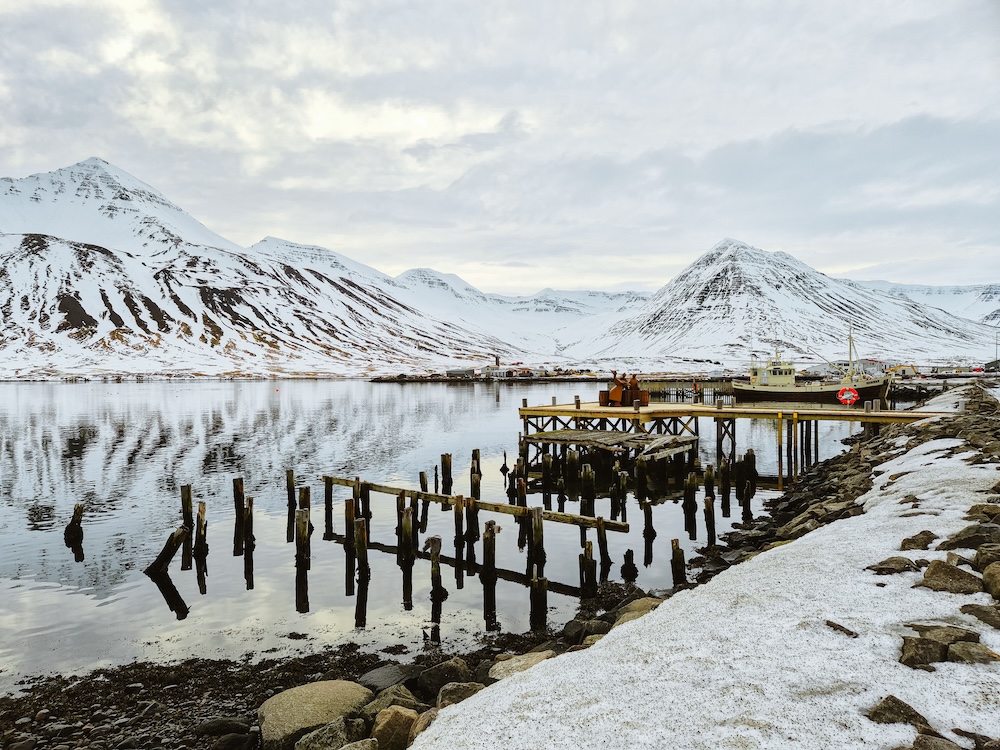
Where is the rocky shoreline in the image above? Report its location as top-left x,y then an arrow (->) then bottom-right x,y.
3,382 -> 999,750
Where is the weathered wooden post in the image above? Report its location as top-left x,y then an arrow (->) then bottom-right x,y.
581,464 -> 596,517
354,517 -> 369,578
453,495 -> 466,548
180,485 -> 194,571
193,501 -> 209,595
471,472 -> 481,501
233,478 -> 245,555
704,464 -> 715,499
419,471 -> 428,493
298,487 -> 311,570
596,517 -> 612,567
359,482 -> 372,522
344,497 -> 356,555
285,469 -> 295,509
566,449 -> 580,499
530,506 -> 546,576
683,472 -> 698,539
579,541 -> 597,598
541,453 -> 553,500
670,538 -> 686,587
144,526 -> 188,577
634,456 -> 648,501
323,476 -> 334,541
704,496 -> 716,548
441,453 -> 453,495
243,497 -> 255,590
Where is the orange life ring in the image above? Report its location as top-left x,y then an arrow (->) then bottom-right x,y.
837,386 -> 859,405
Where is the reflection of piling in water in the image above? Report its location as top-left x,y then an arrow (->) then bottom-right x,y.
354,517 -> 370,627
482,521 -> 499,631
596,517 -> 612,570
295,508 -> 310,613
452,497 -> 466,588
181,485 -> 194,571
541,453 -> 553,505
682,473 -> 698,540
704,496 -> 716,548
566,450 -> 580,500
720,458 -> 731,517
285,470 -> 296,543
529,564 -> 547,632
243,497 -> 255,590
64,503 -> 85,562
144,526 -> 188,577
233,478 -> 246,554
147,570 -> 189,620
193,501 -> 209,595
634,456 -> 648,502
425,535 -> 447,643
528,506 -> 546,578
621,549 -> 639,583
670,538 -> 687,587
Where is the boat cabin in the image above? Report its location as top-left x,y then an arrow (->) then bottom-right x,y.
749,359 -> 797,386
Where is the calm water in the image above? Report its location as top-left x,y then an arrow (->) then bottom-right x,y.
0,380 -> 865,693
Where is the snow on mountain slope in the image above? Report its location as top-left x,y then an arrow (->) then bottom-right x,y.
855,280 -> 1000,326
565,239 -> 997,367
1,160 -> 996,379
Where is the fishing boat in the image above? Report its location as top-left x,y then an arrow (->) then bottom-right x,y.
732,335 -> 891,407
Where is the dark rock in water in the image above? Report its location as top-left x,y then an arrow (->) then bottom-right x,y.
866,694 -> 928,726
901,530 -> 938,550
899,636 -> 947,669
197,718 -> 251,736
916,560 -> 984,594
866,556 -> 920,575
935,523 -> 1000,551
561,618 -> 586,644
356,663 -> 424,693
960,603 -> 1000,629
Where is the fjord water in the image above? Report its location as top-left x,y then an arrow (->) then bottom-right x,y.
0,380 -> 861,692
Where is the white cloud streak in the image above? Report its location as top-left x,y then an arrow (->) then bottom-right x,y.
1,0 -> 998,293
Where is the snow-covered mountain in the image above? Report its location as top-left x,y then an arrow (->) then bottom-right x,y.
0,160 -> 996,378
854,280 -> 1000,326
563,238 -> 998,368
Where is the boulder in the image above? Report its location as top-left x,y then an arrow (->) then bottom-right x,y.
436,682 -> 485,709
197,718 -> 251,737
356,664 -> 425,693
361,684 -> 427,723
866,695 -> 928,726
866,556 -> 920,575
340,741 -> 378,750
899,636 -> 947,669
371,705 -> 418,750
906,624 -> 979,645
960,603 -> 1000,629
984,561 -> 1000,599
912,736 -> 964,750
581,619 -> 611,638
947,641 -> 1000,664
615,596 -> 662,618
293,717 -> 367,750
416,658 -> 471,701
488,650 -> 555,680
408,708 -> 439,746
974,544 -> 1000,572
210,735 -> 249,750
901,530 -> 938,551
915,560 -> 984,594
935,523 -> 1000,551
258,681 -> 373,750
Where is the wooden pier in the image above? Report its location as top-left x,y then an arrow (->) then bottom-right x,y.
519,399 -> 954,488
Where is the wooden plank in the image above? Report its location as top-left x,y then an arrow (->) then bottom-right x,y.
323,476 -> 628,532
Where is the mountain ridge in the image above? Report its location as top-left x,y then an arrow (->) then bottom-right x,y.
0,159 -> 996,378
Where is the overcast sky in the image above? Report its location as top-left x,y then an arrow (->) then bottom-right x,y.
2,1 -> 998,295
